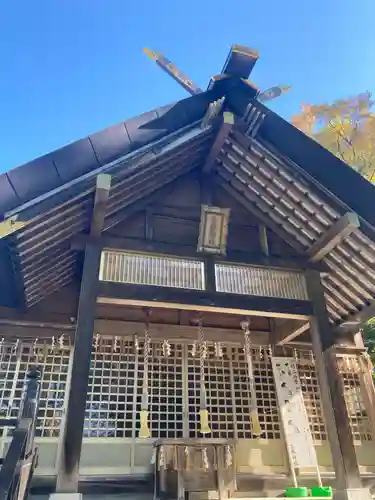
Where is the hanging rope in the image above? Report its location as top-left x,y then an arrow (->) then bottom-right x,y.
241,319 -> 262,437
139,309 -> 151,438
197,316 -> 211,435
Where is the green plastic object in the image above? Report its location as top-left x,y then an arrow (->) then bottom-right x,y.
285,486 -> 308,497
310,486 -> 333,497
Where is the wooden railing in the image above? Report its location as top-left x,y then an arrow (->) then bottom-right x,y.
99,249 -> 309,301
0,367 -> 41,500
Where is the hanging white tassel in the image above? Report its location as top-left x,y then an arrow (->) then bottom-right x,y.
202,341 -> 208,360
93,333 -> 100,350
58,334 -> 64,349
50,336 -> 56,353
158,445 -> 165,468
225,445 -> 233,467
12,339 -> 19,355
134,334 -> 140,352
267,345 -> 273,363
150,448 -> 156,465
215,342 -> 223,358
310,349 -> 315,365
162,339 -> 171,357
191,341 -> 197,357
113,336 -> 119,353
32,338 -> 39,357
202,448 -> 209,471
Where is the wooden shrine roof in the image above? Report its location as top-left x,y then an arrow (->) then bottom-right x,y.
1,77 -> 375,326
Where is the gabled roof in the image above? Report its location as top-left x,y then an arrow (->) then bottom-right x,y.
1,76 -> 375,326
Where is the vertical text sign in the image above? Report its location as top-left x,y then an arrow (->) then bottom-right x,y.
271,357 -> 318,469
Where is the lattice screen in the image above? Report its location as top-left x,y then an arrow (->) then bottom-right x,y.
0,339 -> 372,444
337,356 -> 373,442
187,343 -> 235,439
100,250 -> 205,290
294,350 -> 373,443
86,336 -> 135,438
136,340 -> 184,439
215,263 -> 308,300
0,340 -> 70,438
297,356 -> 327,441
0,343 -> 19,431
231,347 -> 281,439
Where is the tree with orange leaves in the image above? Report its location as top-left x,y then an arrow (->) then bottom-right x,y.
291,92 -> 375,182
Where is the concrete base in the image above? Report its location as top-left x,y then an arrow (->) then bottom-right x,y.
49,494 -> 83,500
333,488 -> 373,500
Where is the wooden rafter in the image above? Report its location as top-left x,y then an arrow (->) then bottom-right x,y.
202,111 -> 234,174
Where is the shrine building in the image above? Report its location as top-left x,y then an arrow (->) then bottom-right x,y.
1,46 -> 375,500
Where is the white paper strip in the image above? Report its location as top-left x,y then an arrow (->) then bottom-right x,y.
271,356 -> 318,469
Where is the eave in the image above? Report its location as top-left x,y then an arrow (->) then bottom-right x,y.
2,78 -> 375,327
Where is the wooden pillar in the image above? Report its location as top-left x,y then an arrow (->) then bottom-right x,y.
305,270 -> 363,491
201,170 -> 216,293
56,174 -> 111,493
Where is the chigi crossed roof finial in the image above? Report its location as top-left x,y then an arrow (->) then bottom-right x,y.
143,44 -> 291,104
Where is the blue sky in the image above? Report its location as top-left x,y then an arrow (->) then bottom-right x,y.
0,0 -> 374,171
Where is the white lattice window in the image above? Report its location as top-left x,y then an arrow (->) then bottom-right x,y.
337,356 -> 372,442
294,351 -> 372,443
136,341 -> 184,439
86,337 -> 135,438
0,341 -> 70,438
215,263 -> 308,300
231,347 -> 281,439
100,250 -> 205,290
0,344 -> 19,426
297,359 -> 327,441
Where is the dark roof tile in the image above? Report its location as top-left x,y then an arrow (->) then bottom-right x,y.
52,137 -> 100,182
7,154 -> 61,205
124,110 -> 164,150
0,173 -> 19,215
0,91 -> 221,217
89,122 -> 131,166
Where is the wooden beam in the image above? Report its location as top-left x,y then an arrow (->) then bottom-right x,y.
200,170 -> 217,290
259,225 -> 269,256
56,173 -> 111,493
0,318 -> 270,345
97,282 -> 312,320
204,257 -> 216,293
71,234 -> 327,273
274,319 -> 310,345
145,208 -> 154,240
202,112 -> 234,174
94,319 -> 269,344
306,269 -> 363,491
308,212 -> 360,262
